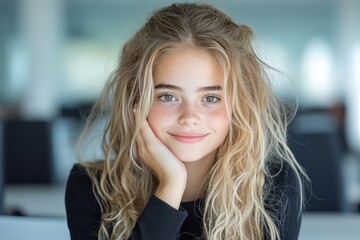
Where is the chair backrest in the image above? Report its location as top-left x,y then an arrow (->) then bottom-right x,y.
288,112 -> 346,212
3,120 -> 53,184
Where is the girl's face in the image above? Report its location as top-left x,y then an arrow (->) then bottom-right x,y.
147,47 -> 230,163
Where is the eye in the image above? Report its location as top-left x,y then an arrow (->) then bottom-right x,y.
203,95 -> 220,103
158,94 -> 178,102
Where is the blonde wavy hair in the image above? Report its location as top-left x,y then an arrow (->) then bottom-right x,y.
79,3 -> 305,240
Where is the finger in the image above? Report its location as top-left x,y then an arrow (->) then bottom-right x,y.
133,104 -> 145,151
132,104 -> 159,146
140,119 -> 157,143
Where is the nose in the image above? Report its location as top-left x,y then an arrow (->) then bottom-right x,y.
178,102 -> 200,126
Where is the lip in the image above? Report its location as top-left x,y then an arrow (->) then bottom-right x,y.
169,132 -> 209,144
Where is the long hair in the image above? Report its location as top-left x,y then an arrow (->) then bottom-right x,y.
78,3 -> 306,239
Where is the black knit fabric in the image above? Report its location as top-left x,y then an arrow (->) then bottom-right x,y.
65,163 -> 302,240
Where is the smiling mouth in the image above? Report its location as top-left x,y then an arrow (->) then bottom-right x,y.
169,133 -> 209,144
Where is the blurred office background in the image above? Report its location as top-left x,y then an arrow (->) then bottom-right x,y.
0,0 -> 360,239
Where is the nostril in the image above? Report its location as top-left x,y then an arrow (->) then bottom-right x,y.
178,112 -> 200,125
178,102 -> 201,125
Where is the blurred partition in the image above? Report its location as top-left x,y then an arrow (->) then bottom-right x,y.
3,120 -> 53,184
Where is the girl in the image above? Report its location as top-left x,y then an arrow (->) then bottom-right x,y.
65,3 -> 306,240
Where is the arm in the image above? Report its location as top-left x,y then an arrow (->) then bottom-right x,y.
130,195 -> 188,239
65,165 -> 188,240
135,108 -> 187,209
65,111 -> 188,239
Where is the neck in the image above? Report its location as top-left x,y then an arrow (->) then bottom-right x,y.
181,151 -> 216,202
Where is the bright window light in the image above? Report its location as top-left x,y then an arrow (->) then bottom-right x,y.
301,38 -> 336,107
349,42 -> 360,151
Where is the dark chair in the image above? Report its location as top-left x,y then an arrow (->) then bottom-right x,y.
288,112 -> 346,212
3,120 -> 53,184
0,122 -> 4,214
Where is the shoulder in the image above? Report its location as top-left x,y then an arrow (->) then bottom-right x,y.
66,164 -> 95,197
265,161 -> 303,208
65,164 -> 102,239
67,163 -> 89,181
66,161 -> 104,195
269,162 -> 301,191
265,161 -> 303,239
65,163 -> 101,211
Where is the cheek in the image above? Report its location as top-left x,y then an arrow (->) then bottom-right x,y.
208,109 -> 230,134
147,106 -> 174,135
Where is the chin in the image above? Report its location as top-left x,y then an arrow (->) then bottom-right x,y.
172,149 -> 217,163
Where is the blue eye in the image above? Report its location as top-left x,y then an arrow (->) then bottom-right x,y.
203,95 -> 220,103
159,94 -> 177,102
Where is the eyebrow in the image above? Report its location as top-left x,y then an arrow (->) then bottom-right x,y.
154,84 -> 222,92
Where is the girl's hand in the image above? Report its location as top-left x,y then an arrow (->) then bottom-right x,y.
135,108 -> 187,209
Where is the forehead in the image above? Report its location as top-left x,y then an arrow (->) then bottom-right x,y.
153,46 -> 223,87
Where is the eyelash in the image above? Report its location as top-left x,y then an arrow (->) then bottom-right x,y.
203,95 -> 221,104
157,93 -> 221,104
158,93 -> 178,102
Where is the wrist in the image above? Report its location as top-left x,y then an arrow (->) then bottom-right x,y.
155,175 -> 187,209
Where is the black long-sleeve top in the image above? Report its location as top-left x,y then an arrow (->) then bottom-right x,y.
65,163 -> 302,240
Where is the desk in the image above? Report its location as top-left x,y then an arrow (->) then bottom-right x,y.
0,216 -> 69,240
4,184 -> 66,217
4,185 -> 360,239
299,213 -> 360,240
0,213 -> 359,239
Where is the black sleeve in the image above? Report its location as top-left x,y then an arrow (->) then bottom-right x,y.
265,163 -> 303,240
130,195 -> 188,240
65,164 -> 188,240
